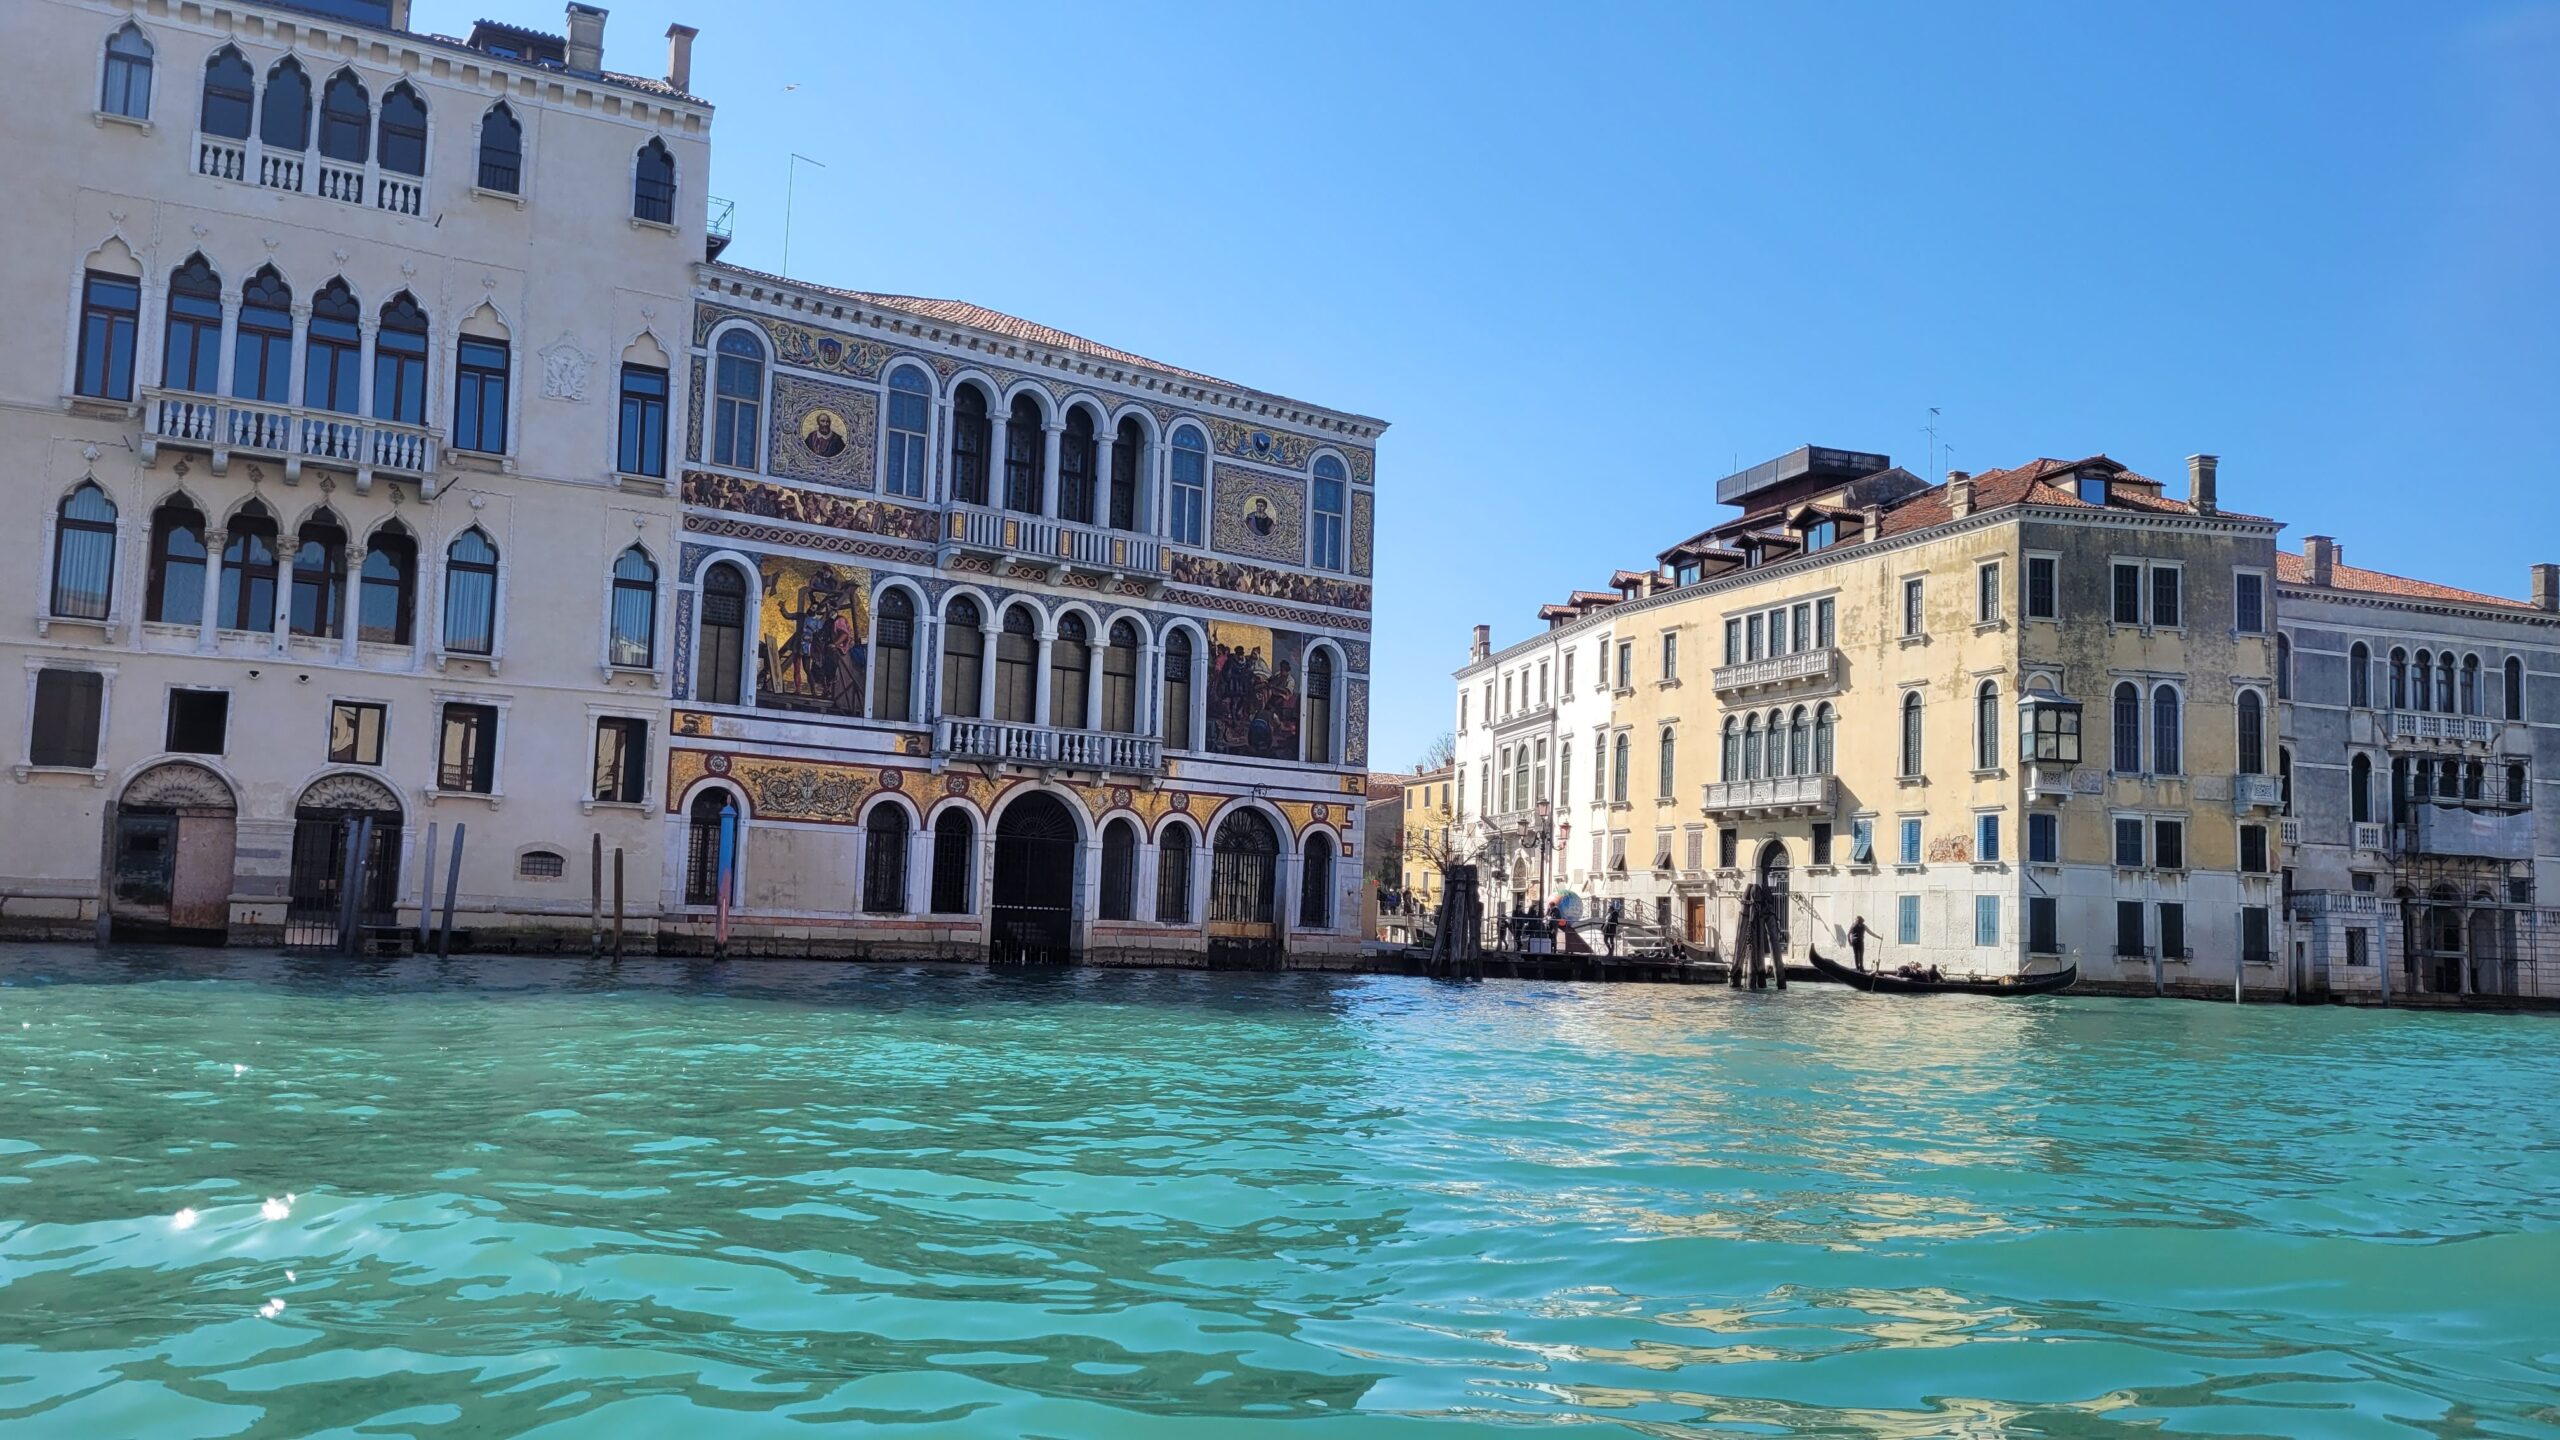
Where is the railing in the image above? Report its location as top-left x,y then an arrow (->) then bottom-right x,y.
1711,647 -> 1837,695
2385,711 -> 2499,746
195,133 -> 423,218
142,387 -> 437,479
2290,890 -> 2381,917
2352,821 -> 2388,852
936,718 -> 1163,773
1700,773 -> 1835,814
946,504 -> 1163,576
2280,818 -> 2301,847
2233,774 -> 2286,810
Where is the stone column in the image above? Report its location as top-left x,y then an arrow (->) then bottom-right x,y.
977,620 -> 998,720
1139,641 -> 1161,738
285,302 -> 311,413
1040,423 -> 1062,519
271,540 -> 294,652
196,527 -> 225,651
1084,641 -> 1103,732
986,409 -> 1009,510
1092,430 -> 1114,529
1033,630 -> 1054,733
338,544 -> 362,663
906,821 -> 934,917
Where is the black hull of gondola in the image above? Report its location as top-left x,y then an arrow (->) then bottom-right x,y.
1806,947 -> 2077,996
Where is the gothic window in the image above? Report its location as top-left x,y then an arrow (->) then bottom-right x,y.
373,293 -> 429,424
51,483 -> 117,621
2390,648 -> 2408,709
1168,425 -> 1207,546
289,511 -> 347,638
1744,714 -> 1762,781
476,102 -> 521,192
359,523 -> 415,644
160,255 -> 222,393
260,57 -> 310,152
102,24 -> 154,119
317,69 -> 369,163
2350,642 -> 2370,708
200,46 -> 253,138
145,499 -> 207,625
304,279 -> 361,414
441,529 -> 499,655
2507,656 -> 2526,721
218,501 -> 279,632
633,137 -> 675,223
377,82 -> 426,176
618,363 -> 668,476
2461,655 -> 2480,716
76,272 -> 138,401
950,385 -> 991,505
1721,717 -> 1738,781
232,267 -> 293,404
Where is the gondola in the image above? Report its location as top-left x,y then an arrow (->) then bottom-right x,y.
1806,946 -> 2076,996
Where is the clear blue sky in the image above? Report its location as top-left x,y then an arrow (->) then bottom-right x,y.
421,0 -> 2559,773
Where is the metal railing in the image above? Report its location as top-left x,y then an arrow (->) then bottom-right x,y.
1711,647 -> 1837,695
142,387 -> 437,479
945,504 -> 1163,576
1700,773 -> 1834,814
936,717 -> 1162,773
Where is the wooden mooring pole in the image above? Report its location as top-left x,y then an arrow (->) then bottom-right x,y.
436,822 -> 465,959
612,847 -> 626,961
590,833 -> 604,957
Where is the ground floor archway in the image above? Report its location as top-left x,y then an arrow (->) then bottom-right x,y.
991,791 -> 1080,964
285,772 -> 402,948
1208,808 -> 1282,970
110,762 -> 238,941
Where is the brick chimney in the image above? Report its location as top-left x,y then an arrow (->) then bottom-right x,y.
665,23 -> 697,93
2302,535 -> 2337,587
1861,503 -> 1883,541
565,3 -> 607,72
1470,624 -> 1491,663
2187,454 -> 2219,516
1947,470 -> 1973,518
2534,564 -> 2560,614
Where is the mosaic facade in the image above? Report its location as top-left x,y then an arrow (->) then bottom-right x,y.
1209,417 -> 1315,470
1350,491 -> 1375,577
766,375 -> 878,491
682,471 -> 940,544
1210,463 -> 1308,565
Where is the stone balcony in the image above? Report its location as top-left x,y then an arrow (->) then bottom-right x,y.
2289,889 -> 2382,919
2233,774 -> 2286,811
935,717 -> 1162,775
1711,647 -> 1838,697
941,504 -> 1164,587
195,132 -> 425,217
1700,773 -> 1835,817
140,387 -> 438,491
2383,711 -> 2500,748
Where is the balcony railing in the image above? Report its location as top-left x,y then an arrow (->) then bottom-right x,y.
2233,774 -> 2286,811
2352,821 -> 2388,852
2290,889 -> 2381,918
2385,711 -> 2499,747
2279,818 -> 2302,847
195,133 -> 425,217
1712,647 -> 1837,695
936,718 -> 1162,774
141,387 -> 437,484
1700,773 -> 1835,816
944,504 -> 1163,579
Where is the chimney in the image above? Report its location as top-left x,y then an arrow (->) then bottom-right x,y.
1470,624 -> 1491,663
2303,535 -> 2336,587
2533,564 -> 2560,614
1947,470 -> 1973,518
1861,503 -> 1882,541
565,3 -> 607,73
2187,453 -> 2219,516
665,23 -> 697,93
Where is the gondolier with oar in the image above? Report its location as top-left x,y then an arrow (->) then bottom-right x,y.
1847,915 -> 1872,972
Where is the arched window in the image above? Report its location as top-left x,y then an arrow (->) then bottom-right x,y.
2507,657 -> 2526,721
1743,714 -> 1762,780
2112,681 -> 2141,774
219,501 -> 279,632
51,483 -> 117,621
1306,647 -> 1337,764
317,70 -> 369,164
862,804 -> 909,913
1050,613 -> 1091,728
609,546 -> 657,669
2151,685 -> 2182,775
1300,833 -> 1335,928
2507,762 -> 2528,805
146,498 -> 207,625
1814,703 -> 1836,774
1163,628 -> 1194,750
930,809 -> 975,914
2461,655 -> 2480,716
995,605 -> 1037,723
1611,732 -> 1630,803
2276,633 -> 2292,700
633,138 -> 675,224
1003,395 -> 1043,513
1900,691 -> 1923,776
711,329 -> 763,469
683,789 -> 733,906
2351,753 -> 2372,823
304,279 -> 361,414
884,366 -> 931,499
2237,689 -> 2264,774
1721,717 -> 1738,781
1099,818 -> 1138,921
373,293 -> 429,424
697,563 -> 748,705
259,57 -> 310,151
1659,726 -> 1677,799
1975,680 -> 1999,770
201,46 -> 254,138
1110,418 -> 1143,531
2412,650 -> 2435,711
1168,425 -> 1207,545
1766,709 -> 1786,778
2390,648 -> 2409,709
1311,456 -> 1349,571
1156,820 -> 1195,922
358,523 -> 415,644
872,588 -> 916,722
1058,408 -> 1097,524
1788,706 -> 1809,777
2436,654 -> 2455,713
2350,642 -> 2371,708
232,266 -> 293,404
103,25 -> 154,120
289,511 -> 347,638
377,82 -> 426,176
950,385 -> 991,505
1102,621 -> 1140,733
160,254 -> 222,393
942,597 -> 985,718
2280,747 -> 2293,813
442,529 -> 498,655
476,102 -> 521,192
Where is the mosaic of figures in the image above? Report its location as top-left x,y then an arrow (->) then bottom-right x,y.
693,302 -> 891,381
1207,621 -> 1303,761
1209,464 -> 1307,565
768,375 -> 878,490
1208,419 -> 1374,487
1167,552 -> 1371,614
757,558 -> 870,717
683,471 -> 941,544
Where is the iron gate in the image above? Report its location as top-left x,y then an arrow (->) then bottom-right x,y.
991,794 -> 1078,964
1208,811 -> 1281,970
284,812 -> 400,950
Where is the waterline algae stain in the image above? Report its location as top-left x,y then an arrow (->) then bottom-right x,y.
0,947 -> 2552,1435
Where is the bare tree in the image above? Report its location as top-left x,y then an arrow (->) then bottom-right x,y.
1414,730 -> 1456,774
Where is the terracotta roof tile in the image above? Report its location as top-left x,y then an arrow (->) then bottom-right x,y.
2275,552 -> 2536,611
1876,457 -> 2275,537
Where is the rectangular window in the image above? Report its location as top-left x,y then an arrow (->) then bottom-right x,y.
2026,556 -> 2057,619
1899,817 -> 1922,866
2116,900 -> 2145,956
1977,813 -> 2001,864
1977,562 -> 2001,623
2028,811 -> 2058,864
617,365 -> 668,477
1811,821 -> 1833,865
1616,641 -> 1632,689
2114,816 -> 2144,868
593,716 -> 648,803
2234,572 -> 2265,634
1902,577 -> 1924,636
1745,614 -> 1763,662
1814,597 -> 1835,648
2242,905 -> 2270,964
1766,609 -> 1787,656
437,703 -> 498,794
1557,743 -> 1571,809
454,338 -> 510,453
1975,895 -> 2000,946
1897,893 -> 1921,945
1724,618 -> 1742,666
1717,827 -> 1737,869
1685,828 -> 1703,872
329,701 -> 385,765
164,689 -> 229,755
2028,896 -> 2058,954
2154,818 -> 2185,871
1537,663 -> 1549,706
1169,439 -> 1207,546
2344,928 -> 2369,967
1791,604 -> 1811,652
1661,632 -> 1678,681
2238,822 -> 2269,874
2112,562 -> 2142,625
1849,818 -> 1873,864
1457,691 -> 1468,733
2151,565 -> 2181,628
76,273 -> 140,401
28,669 -> 104,768
2158,901 -> 2186,959
1562,652 -> 1575,694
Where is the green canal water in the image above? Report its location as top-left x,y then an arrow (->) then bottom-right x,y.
1,948 -> 2554,1438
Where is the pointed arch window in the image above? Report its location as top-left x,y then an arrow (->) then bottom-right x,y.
633,138 -> 675,224
1975,681 -> 1999,770
1765,709 -> 1786,778
711,329 -> 763,469
1163,628 -> 1195,750
1306,647 -> 1338,764
930,810 -> 975,914
2112,681 -> 2142,774
1051,614 -> 1092,729
162,255 -> 222,393
77,271 -> 138,401
2506,656 -> 2526,722
609,546 -> 657,669
477,103 -> 522,192
2460,655 -> 2480,716
697,563 -> 748,705
442,530 -> 499,655
2389,649 -> 2408,709
232,267 -> 293,404
618,360 -> 668,476
260,58 -> 310,151
1311,456 -> 1348,571
995,606 -> 1037,723
2350,642 -> 2371,708
1110,418 -> 1143,531
1059,408 -> 1097,524
950,385 -> 991,505
103,24 -> 154,119
1743,714 -> 1762,780
146,499 -> 208,625
373,293 -> 429,424
1900,691 -> 1924,776
219,502 -> 279,632
1789,706 -> 1809,777
2237,689 -> 2265,774
862,804 -> 910,914
304,279 -> 362,414
1003,395 -> 1043,513
358,523 -> 415,644
942,597 -> 985,718
200,46 -> 254,138
318,70 -> 370,163
1102,621 -> 1140,733
2151,685 -> 2182,775
1300,833 -> 1336,928
884,366 -> 931,499
1100,819 -> 1138,921
1168,425 -> 1207,545
2436,653 -> 2455,713
1156,820 -> 1195,922
377,82 -> 426,176
51,483 -> 118,621
872,588 -> 916,722
290,512 -> 348,638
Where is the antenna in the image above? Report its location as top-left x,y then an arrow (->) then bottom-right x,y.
781,152 -> 827,276
1923,407 -> 1944,480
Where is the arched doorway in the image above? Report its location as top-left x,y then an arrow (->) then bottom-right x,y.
992,791 -> 1079,963
1756,840 -> 1790,959
111,762 -> 238,941
1208,808 -> 1282,970
286,772 -> 402,948
684,788 -> 737,907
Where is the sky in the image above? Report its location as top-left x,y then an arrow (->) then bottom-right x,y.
422,0 -> 2560,774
